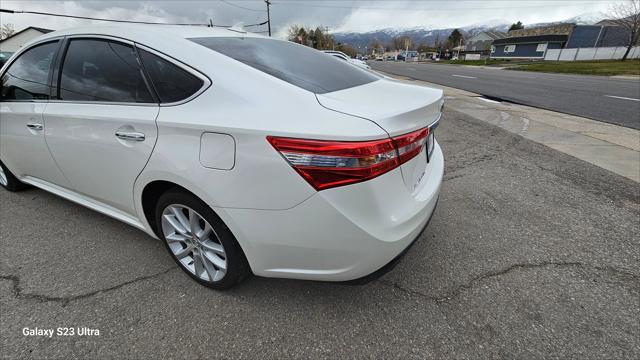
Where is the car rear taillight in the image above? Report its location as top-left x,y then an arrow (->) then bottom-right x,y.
393,128 -> 429,164
268,127 -> 430,191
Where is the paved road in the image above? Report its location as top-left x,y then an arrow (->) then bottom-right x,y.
1,109 -> 639,358
371,62 -> 640,130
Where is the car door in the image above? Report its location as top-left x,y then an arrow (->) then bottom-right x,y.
43,37 -> 159,216
0,39 -> 71,188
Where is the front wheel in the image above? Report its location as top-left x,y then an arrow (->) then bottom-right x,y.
155,189 -> 250,289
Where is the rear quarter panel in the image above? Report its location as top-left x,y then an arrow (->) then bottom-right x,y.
134,74 -> 389,214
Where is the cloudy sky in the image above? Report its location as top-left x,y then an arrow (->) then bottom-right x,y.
0,0 -> 620,38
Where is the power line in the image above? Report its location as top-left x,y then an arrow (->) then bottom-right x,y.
220,0 -> 266,12
270,1 -> 603,11
0,8 -> 212,26
244,20 -> 269,27
0,8 -> 268,28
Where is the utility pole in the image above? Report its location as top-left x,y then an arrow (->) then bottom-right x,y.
265,0 -> 271,37
325,26 -> 333,50
405,38 -> 410,62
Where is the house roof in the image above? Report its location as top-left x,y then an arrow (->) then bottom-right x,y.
596,19 -> 621,26
466,31 -> 507,43
493,34 -> 568,45
483,31 -> 507,40
596,14 -> 635,26
0,26 -> 53,43
508,23 -> 574,37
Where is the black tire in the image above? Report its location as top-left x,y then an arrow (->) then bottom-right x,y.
0,160 -> 28,192
155,189 -> 250,289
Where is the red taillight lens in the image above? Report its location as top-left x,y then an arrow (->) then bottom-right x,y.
268,127 -> 429,191
267,136 -> 399,190
393,127 -> 429,164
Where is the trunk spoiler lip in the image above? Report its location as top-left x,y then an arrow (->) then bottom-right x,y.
314,78 -> 444,121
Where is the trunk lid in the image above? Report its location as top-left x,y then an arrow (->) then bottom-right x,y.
316,78 -> 443,192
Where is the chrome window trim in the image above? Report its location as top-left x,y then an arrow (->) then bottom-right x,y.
46,99 -> 160,107
134,43 -> 212,107
63,34 -> 135,46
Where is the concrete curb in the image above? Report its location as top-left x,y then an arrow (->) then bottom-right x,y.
381,71 -> 640,182
611,75 -> 640,80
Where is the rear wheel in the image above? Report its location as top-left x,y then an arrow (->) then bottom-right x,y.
155,189 -> 250,289
0,161 -> 28,192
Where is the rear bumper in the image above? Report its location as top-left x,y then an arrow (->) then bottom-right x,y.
217,141 -> 444,281
346,195 -> 438,284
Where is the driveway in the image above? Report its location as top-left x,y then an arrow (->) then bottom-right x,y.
1,107 -> 638,359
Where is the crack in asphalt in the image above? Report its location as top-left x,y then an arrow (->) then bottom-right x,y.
379,261 -> 639,303
0,266 -> 177,306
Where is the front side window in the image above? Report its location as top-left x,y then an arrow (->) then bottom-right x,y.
190,37 -> 380,94
138,49 -> 204,103
1,41 -> 59,101
59,39 -> 153,103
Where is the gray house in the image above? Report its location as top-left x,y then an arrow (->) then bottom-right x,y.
465,31 -> 506,55
490,24 -> 571,60
491,35 -> 567,59
490,22 -> 636,60
0,26 -> 52,53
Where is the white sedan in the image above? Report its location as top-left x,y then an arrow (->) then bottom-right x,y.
0,25 -> 444,289
322,50 -> 371,69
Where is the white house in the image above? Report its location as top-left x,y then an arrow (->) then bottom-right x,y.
0,26 -> 53,53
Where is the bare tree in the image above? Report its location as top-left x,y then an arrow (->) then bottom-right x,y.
286,25 -> 309,45
607,0 -> 640,61
391,36 -> 412,51
1,23 -> 15,40
369,39 -> 383,55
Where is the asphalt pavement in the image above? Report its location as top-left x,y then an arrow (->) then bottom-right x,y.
370,61 -> 640,130
1,108 -> 639,359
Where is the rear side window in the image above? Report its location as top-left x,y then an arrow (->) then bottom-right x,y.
138,49 -> 204,103
1,41 -> 59,101
189,37 -> 379,94
59,39 -> 153,103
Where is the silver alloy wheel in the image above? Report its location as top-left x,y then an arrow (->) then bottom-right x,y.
161,204 -> 227,282
0,165 -> 7,187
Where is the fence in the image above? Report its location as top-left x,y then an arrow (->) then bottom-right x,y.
544,46 -> 640,61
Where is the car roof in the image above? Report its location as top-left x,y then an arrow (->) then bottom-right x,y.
35,24 -> 267,44
21,24 -> 278,72
12,24 -> 282,89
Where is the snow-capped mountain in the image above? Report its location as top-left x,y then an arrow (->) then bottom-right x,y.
332,12 -> 605,50
462,19 -> 511,31
559,12 -> 605,25
333,27 -> 461,50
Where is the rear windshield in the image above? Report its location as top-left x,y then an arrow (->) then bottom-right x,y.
189,37 -> 379,94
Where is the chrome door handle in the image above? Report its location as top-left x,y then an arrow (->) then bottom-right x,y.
26,123 -> 44,131
115,131 -> 145,142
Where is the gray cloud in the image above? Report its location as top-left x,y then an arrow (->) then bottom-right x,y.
0,0 -> 618,38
